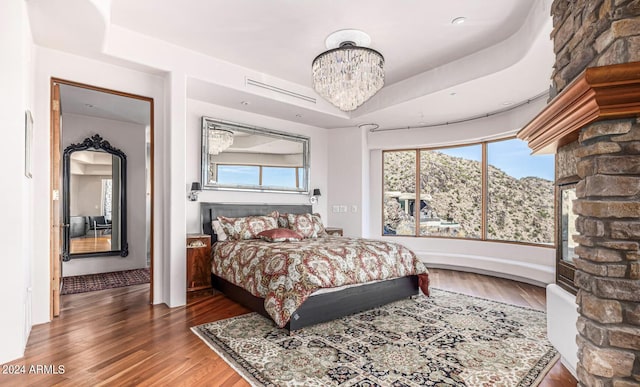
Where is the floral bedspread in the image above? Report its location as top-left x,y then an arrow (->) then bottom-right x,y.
211,236 -> 430,327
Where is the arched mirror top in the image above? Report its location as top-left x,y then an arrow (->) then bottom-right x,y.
63,134 -> 127,160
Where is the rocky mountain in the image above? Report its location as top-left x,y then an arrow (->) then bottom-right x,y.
383,150 -> 554,244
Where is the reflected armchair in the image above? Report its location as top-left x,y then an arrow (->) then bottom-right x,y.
88,216 -> 112,238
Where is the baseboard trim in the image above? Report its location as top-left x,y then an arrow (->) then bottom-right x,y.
560,356 -> 577,378
425,263 -> 548,288
414,248 -> 554,286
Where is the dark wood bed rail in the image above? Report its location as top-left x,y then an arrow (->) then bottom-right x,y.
212,273 -> 419,331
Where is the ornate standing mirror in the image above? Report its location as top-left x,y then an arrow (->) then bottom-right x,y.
62,134 -> 128,261
201,117 -> 310,193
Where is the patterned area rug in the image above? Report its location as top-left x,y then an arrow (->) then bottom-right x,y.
61,268 -> 150,295
192,288 -> 558,387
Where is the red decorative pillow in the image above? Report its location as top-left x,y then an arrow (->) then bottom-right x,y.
258,228 -> 303,242
217,211 -> 278,240
287,213 -> 327,238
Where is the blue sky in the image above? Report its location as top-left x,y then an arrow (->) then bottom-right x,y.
438,139 -> 554,181
217,165 -> 297,188
218,166 -> 259,185
263,167 -> 297,187
439,145 -> 482,162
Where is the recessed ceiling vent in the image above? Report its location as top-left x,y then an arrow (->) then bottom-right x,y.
245,78 -> 316,104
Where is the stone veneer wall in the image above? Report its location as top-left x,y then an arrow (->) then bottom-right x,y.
573,120 -> 640,386
551,0 -> 640,94
551,1 -> 640,386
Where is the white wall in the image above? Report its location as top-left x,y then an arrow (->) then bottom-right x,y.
0,0 -> 33,365
186,99 -> 329,233
547,284 -> 578,376
61,113 -> 148,276
327,126 -> 366,237
31,47 -> 166,326
70,174 -> 111,216
328,100 -> 555,285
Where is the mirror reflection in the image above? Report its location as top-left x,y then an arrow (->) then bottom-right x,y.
201,117 -> 310,193
63,134 -> 128,261
560,185 -> 578,263
68,150 -> 121,254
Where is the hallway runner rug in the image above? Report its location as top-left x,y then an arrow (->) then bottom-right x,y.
61,268 -> 150,295
192,288 -> 558,386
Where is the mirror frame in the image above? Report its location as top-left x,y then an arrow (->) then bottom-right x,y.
62,134 -> 129,261
201,117 -> 310,193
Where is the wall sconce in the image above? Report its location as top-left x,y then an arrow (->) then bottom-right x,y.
189,182 -> 202,201
309,188 -> 321,204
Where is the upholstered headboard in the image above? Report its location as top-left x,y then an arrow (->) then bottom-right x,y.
200,203 -> 313,242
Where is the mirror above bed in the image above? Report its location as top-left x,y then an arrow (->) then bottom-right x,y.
201,117 -> 310,193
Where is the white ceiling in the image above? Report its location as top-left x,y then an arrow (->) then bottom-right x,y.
29,0 -> 554,130
70,150 -> 113,176
59,84 -> 151,125
111,0 -> 532,87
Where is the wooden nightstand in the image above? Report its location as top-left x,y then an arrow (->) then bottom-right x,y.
186,233 -> 212,293
325,227 -> 343,236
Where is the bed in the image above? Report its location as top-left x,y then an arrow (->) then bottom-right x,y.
202,203 -> 429,331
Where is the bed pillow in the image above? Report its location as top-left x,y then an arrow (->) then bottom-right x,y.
287,213 -> 327,239
211,220 -> 228,242
217,211 -> 278,241
258,228 -> 303,242
277,213 -> 290,229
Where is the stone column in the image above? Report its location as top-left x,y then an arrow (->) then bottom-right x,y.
551,0 -> 640,94
573,119 -> 640,386
550,1 -> 640,386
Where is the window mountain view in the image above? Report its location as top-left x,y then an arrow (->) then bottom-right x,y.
383,150 -> 554,244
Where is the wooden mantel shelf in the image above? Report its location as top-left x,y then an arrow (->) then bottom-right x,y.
518,61 -> 640,154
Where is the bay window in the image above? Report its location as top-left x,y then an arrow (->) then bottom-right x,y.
382,137 -> 554,246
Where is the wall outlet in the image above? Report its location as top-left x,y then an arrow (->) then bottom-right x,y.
332,205 -> 340,213
340,205 -> 348,213
351,205 -> 358,213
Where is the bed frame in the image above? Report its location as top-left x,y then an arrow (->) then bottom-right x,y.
201,202 -> 420,331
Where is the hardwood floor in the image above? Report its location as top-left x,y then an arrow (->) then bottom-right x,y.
70,235 -> 111,254
0,269 -> 577,386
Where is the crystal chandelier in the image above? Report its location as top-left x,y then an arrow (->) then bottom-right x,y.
312,30 -> 384,112
208,126 -> 234,155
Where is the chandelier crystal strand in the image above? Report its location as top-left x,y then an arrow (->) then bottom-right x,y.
312,45 -> 384,112
208,128 -> 234,155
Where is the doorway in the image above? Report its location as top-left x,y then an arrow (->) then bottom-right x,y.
50,78 -> 154,317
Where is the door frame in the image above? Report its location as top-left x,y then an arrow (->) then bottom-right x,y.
50,82 -> 61,318
50,78 -> 155,312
